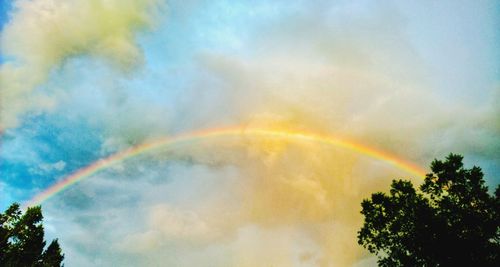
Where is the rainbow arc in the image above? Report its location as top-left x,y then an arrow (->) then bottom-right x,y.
25,126 -> 427,207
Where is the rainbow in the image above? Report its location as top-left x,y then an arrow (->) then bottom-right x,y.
24,126 -> 427,207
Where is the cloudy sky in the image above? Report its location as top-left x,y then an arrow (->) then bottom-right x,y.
0,0 -> 499,266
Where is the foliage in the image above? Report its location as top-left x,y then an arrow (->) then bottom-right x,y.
358,153 -> 499,266
0,203 -> 64,267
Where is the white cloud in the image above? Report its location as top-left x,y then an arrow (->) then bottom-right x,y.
0,0 -> 163,129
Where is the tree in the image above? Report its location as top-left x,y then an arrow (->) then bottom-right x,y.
0,203 -> 64,267
358,153 -> 499,266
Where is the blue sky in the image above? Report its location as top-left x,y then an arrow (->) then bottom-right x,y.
0,0 -> 12,63
0,0 -> 11,27
1,1 -> 499,266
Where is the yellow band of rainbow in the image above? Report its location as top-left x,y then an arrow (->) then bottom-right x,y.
25,126 -> 427,207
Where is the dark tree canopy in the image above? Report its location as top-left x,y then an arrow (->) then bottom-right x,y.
358,154 -> 499,266
0,203 -> 64,267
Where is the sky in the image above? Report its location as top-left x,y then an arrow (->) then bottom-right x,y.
0,0 -> 499,266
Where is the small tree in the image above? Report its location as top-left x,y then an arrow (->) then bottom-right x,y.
0,203 -> 64,267
358,154 -> 499,266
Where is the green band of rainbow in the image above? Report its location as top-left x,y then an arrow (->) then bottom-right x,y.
25,126 -> 427,207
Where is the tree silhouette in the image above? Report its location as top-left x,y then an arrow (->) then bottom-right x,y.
0,203 -> 64,267
358,154 -> 499,266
